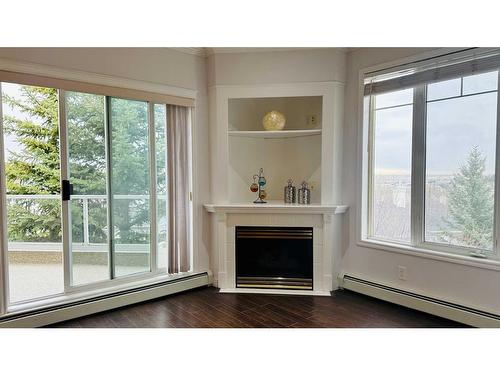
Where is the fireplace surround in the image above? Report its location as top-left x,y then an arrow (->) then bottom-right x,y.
235,226 -> 313,290
205,202 -> 348,295
205,82 -> 347,296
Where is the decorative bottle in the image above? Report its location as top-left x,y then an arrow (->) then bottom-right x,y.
298,181 -> 311,205
284,179 -> 296,204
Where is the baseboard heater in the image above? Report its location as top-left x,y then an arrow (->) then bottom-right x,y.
341,275 -> 500,328
0,272 -> 211,328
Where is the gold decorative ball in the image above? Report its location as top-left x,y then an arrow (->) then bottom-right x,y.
262,110 -> 286,131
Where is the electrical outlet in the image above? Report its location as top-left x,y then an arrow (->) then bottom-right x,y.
398,266 -> 407,281
307,114 -> 317,126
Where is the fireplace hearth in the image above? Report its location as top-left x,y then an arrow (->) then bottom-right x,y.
235,226 -> 313,290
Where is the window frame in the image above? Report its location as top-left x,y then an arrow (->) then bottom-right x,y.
361,52 -> 500,261
0,69 -> 195,314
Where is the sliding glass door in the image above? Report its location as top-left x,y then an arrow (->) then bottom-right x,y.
1,82 -> 64,303
66,94 -> 155,283
154,103 -> 168,270
1,81 -> 171,308
108,97 -> 151,277
65,91 -> 110,286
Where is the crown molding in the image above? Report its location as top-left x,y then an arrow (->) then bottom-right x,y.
206,47 -> 349,55
169,47 -> 350,57
169,47 -> 208,57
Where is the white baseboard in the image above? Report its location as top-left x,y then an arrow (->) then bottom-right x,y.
0,273 -> 210,328
340,275 -> 500,328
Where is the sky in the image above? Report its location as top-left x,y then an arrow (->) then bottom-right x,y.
374,71 -> 498,176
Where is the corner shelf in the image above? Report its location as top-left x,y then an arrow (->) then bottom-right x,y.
228,129 -> 322,139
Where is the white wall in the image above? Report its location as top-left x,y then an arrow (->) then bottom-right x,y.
207,48 -> 346,86
228,96 -> 323,131
0,47 -> 211,273
0,48 -> 202,89
342,47 -> 500,314
228,135 -> 322,203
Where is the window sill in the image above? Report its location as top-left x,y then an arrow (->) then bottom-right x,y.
357,239 -> 500,272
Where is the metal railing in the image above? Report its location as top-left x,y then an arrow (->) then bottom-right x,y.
6,194 -> 167,253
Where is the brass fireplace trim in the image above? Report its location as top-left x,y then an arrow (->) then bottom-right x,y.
236,228 -> 313,240
237,284 -> 313,290
237,276 -> 313,290
236,235 -> 312,239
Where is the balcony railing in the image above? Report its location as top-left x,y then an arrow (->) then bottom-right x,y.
6,194 -> 167,253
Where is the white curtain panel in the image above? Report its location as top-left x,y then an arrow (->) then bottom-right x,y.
166,105 -> 191,273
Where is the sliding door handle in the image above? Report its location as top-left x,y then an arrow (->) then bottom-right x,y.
62,180 -> 74,201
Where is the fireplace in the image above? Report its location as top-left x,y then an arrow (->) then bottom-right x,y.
235,226 -> 313,290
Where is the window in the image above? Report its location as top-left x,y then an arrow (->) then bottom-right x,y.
0,74 -> 193,310
364,49 -> 500,258
370,89 -> 413,243
425,73 -> 497,251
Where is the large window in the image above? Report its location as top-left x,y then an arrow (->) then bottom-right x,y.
370,89 -> 413,243
425,73 -> 497,251
364,50 -> 500,258
0,76 -> 192,309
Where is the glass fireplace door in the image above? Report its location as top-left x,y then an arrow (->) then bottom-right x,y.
235,226 -> 313,290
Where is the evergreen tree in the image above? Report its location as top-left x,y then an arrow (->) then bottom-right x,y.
3,86 -> 62,241
443,146 -> 494,249
108,98 -> 150,244
66,91 -> 107,243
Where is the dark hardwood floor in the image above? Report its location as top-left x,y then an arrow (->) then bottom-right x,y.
49,286 -> 467,328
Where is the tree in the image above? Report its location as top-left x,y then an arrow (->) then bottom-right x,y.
3,86 -> 62,241
108,98 -> 150,244
442,146 -> 494,250
66,91 -> 107,243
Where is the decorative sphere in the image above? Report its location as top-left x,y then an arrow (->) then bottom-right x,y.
259,190 -> 267,199
250,183 -> 258,192
262,110 -> 286,131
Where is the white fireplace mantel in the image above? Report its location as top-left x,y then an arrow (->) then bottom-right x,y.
204,202 -> 349,215
204,202 -> 349,296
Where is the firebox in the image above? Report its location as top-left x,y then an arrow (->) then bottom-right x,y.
235,226 -> 313,290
